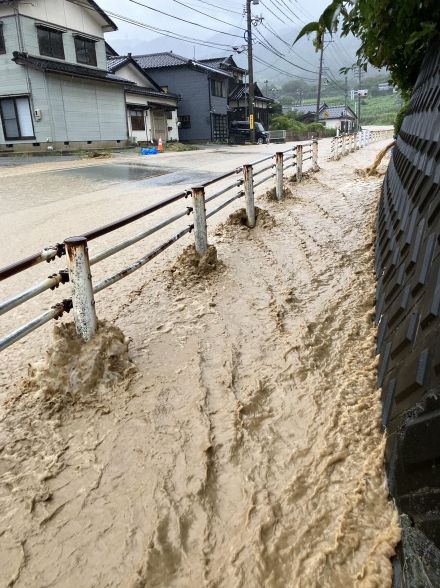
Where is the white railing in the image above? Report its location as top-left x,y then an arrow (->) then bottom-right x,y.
330,129 -> 394,160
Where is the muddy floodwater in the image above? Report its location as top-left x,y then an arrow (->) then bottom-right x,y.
0,141 -> 400,587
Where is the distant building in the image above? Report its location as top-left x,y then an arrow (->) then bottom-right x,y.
132,52 -> 273,142
290,103 -> 358,132
378,82 -> 393,92
106,52 -> 179,144
0,0 -> 132,152
133,52 -> 232,142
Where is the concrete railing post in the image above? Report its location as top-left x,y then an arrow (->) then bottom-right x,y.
312,140 -> 319,171
275,151 -> 284,200
243,164 -> 256,228
334,137 -> 339,160
191,186 -> 208,256
341,135 -> 346,156
351,134 -> 356,152
65,236 -> 97,342
296,144 -> 303,181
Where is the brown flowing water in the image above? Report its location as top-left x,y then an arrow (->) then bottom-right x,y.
0,144 -> 400,587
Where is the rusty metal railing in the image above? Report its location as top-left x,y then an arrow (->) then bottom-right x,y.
0,141 -> 318,352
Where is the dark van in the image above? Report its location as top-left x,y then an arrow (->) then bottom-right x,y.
230,121 -> 270,144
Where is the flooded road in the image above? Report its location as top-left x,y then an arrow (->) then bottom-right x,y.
0,140 -> 400,587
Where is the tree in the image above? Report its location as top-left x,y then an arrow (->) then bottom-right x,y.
295,0 -> 440,98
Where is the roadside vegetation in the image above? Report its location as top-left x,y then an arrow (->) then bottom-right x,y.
269,112 -> 335,136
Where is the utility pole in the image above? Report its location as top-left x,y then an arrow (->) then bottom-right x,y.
315,32 -> 324,123
344,74 -> 348,108
246,0 -> 255,143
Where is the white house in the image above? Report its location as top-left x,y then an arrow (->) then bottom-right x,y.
0,0 -> 133,151
106,51 -> 179,144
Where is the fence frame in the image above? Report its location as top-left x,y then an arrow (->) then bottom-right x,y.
0,132 -> 391,352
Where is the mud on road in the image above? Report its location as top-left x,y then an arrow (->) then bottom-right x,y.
0,143 -> 400,587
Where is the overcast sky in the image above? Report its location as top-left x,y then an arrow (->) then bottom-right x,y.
100,0 -> 329,57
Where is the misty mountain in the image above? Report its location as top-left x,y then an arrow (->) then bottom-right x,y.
108,24 -> 374,90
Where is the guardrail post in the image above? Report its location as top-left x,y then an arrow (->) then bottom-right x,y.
65,236 -> 97,342
312,140 -> 319,171
296,145 -> 303,181
351,134 -> 355,152
191,186 -> 208,255
243,164 -> 256,227
341,135 -> 346,156
275,151 -> 284,199
334,137 -> 339,160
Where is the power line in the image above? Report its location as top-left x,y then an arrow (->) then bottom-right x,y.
253,55 -> 317,81
167,0 -> 246,32
266,0 -> 292,23
273,0 -> 299,20
69,0 -> 235,51
261,21 -> 319,69
182,0 -> 243,16
254,28 -> 319,74
127,0 -> 244,38
260,0 -> 285,25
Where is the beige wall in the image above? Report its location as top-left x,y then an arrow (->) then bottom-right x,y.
1,0 -> 108,37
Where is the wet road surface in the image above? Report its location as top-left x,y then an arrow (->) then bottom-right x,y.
0,140 -> 400,587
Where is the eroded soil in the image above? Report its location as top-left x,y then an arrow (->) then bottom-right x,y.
0,144 -> 400,587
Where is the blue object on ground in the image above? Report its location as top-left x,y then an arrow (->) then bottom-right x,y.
140,147 -> 158,155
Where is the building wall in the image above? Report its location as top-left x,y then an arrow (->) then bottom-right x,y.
0,8 -> 128,147
144,66 -> 228,141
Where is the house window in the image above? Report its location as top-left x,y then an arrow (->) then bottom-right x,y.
179,115 -> 191,129
130,109 -> 145,131
0,24 -> 5,55
74,36 -> 97,66
212,114 -> 228,141
37,26 -> 65,60
166,110 -> 173,120
0,96 -> 35,140
210,79 -> 225,98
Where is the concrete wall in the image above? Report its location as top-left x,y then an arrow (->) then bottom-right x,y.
376,43 -> 440,586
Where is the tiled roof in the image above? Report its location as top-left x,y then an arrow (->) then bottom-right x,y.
291,103 -> 327,114
125,86 -> 179,100
199,56 -> 246,73
133,52 -> 231,77
229,83 -> 273,102
12,52 -> 132,85
107,55 -> 129,72
134,52 -> 189,69
322,105 -> 357,119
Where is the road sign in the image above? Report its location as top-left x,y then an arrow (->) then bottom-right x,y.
249,114 -> 254,129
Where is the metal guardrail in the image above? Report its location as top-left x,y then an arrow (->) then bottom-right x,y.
330,129 -> 394,160
0,142 -> 321,352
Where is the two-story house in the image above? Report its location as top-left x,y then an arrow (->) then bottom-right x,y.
133,52 -> 232,142
106,50 -> 179,144
0,0 -> 131,152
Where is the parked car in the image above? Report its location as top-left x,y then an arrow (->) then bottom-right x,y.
230,121 -> 270,144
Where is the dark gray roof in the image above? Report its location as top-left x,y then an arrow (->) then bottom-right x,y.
107,55 -> 129,71
321,105 -> 357,119
199,56 -> 246,73
133,52 -> 231,77
12,52 -> 132,85
291,103 -> 327,114
229,82 -> 273,102
125,86 -> 179,101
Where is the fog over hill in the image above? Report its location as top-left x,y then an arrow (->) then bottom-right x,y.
101,0 -> 382,89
